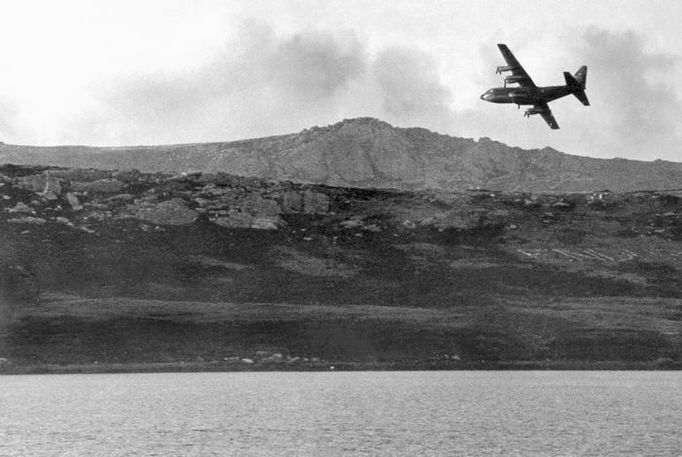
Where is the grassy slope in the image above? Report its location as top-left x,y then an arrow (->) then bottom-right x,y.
1,166 -> 681,371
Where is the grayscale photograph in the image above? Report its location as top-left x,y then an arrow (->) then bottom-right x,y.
0,1 -> 680,455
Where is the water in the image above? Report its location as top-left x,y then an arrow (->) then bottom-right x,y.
1,371 -> 680,456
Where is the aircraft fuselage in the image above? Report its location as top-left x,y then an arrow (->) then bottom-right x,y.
480,85 -> 573,106
482,43 -> 589,129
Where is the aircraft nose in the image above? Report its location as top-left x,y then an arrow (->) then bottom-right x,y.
480,93 -> 488,101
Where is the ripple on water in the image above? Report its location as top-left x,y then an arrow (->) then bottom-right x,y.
0,371 -> 680,456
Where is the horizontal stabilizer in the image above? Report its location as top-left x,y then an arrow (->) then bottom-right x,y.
565,69 -> 589,106
572,89 -> 590,106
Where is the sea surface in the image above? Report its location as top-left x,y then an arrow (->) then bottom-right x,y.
0,371 -> 680,456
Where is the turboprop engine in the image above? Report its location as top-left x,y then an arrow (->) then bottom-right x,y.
504,75 -> 526,86
496,65 -> 516,74
524,107 -> 544,117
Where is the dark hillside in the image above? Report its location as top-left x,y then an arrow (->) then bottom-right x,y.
0,164 -> 680,372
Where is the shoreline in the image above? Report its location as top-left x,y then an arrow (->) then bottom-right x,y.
1,359 -> 680,375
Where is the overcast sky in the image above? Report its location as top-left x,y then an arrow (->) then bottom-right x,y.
0,0 -> 680,161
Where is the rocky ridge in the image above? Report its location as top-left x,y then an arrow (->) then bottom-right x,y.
2,118 -> 682,192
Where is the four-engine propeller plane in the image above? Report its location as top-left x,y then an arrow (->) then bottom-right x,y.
480,44 -> 589,129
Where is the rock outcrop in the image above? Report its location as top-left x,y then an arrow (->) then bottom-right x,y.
64,193 -> 83,211
17,173 -> 62,200
8,216 -> 47,225
280,189 -> 330,214
71,179 -> 125,193
128,199 -> 198,226
17,173 -> 61,194
303,190 -> 331,214
6,202 -> 35,214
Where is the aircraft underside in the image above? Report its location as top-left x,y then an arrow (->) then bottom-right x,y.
482,86 -> 571,105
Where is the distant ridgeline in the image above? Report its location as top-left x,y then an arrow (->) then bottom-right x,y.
1,118 -> 682,192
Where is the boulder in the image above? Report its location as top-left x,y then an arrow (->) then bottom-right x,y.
211,211 -> 253,229
193,197 -> 210,207
242,193 -> 281,216
214,174 -> 253,187
18,174 -> 62,196
362,223 -> 382,232
302,190 -> 330,214
262,353 -> 284,363
655,357 -> 676,368
552,200 -> 574,209
42,191 -> 59,201
282,191 -> 303,213
211,212 -> 286,230
340,219 -> 363,229
105,193 -> 135,202
251,216 -> 286,230
401,219 -> 417,229
8,216 -> 47,225
55,217 -> 74,227
523,198 -> 541,208
131,199 -> 198,225
6,202 -> 35,214
64,192 -> 83,211
112,169 -> 143,183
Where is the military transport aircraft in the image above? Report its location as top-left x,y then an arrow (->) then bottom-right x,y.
480,44 -> 589,129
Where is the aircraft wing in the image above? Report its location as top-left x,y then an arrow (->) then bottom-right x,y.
497,44 -> 536,87
535,103 -> 560,129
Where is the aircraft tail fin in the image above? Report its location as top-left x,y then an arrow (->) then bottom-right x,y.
573,66 -> 587,88
564,66 -> 590,106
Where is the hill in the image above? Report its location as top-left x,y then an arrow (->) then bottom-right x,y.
2,118 -> 682,192
0,164 -> 680,372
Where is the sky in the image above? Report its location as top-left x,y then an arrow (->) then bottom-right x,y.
0,0 -> 680,162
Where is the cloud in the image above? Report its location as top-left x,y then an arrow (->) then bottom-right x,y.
4,16 -> 679,162
267,29 -> 367,100
73,21 -> 465,145
80,21 -> 368,144
573,28 -> 682,158
374,47 -> 453,121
